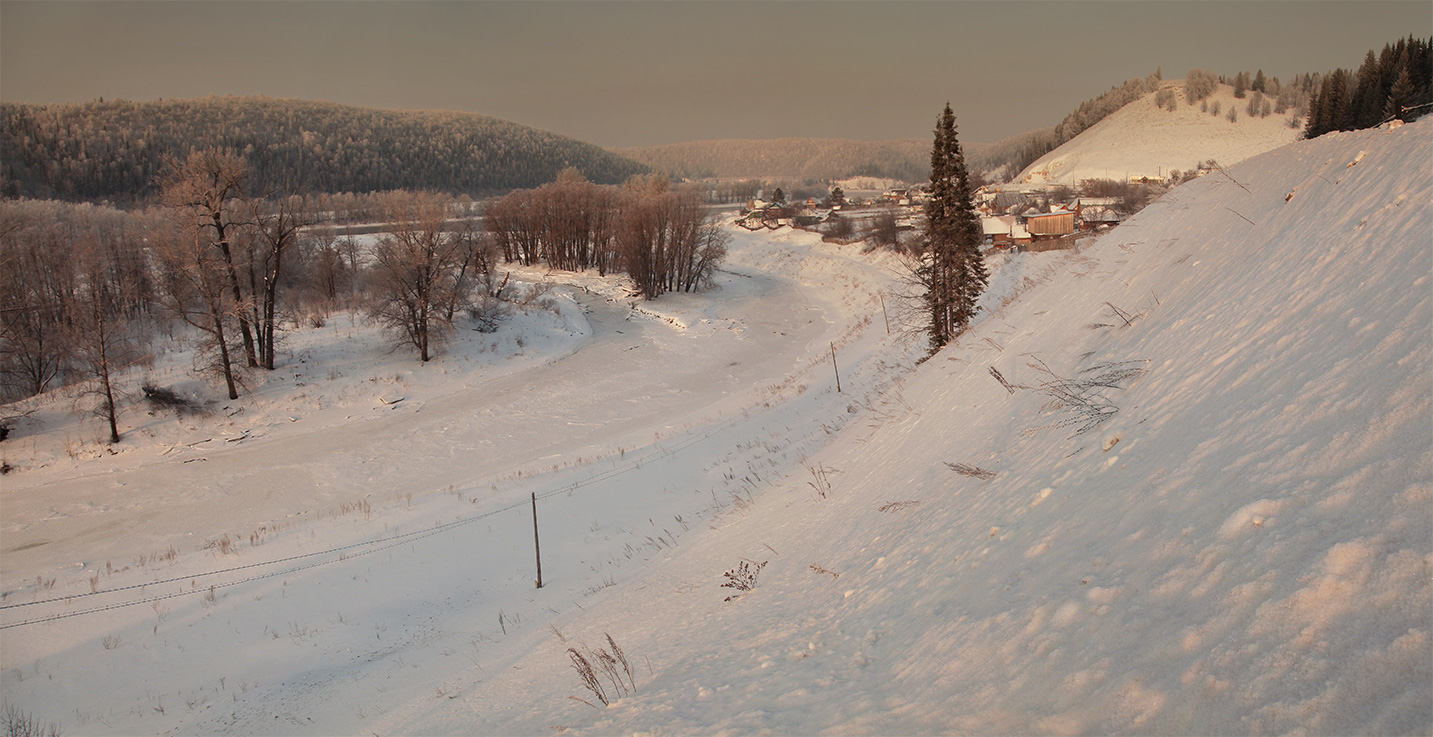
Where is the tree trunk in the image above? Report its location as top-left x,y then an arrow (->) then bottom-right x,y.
212,311 -> 238,400
212,214 -> 258,368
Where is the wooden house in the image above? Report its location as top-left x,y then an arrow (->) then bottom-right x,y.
1025,210 -> 1076,237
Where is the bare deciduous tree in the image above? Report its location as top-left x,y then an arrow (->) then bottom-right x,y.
244,194 -> 312,369
616,176 -> 725,299
160,149 -> 259,368
368,191 -> 479,362
0,204 -> 73,398
64,210 -> 149,443
152,215 -> 245,399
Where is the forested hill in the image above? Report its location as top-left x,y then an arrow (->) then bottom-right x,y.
612,137 -> 964,183
0,96 -> 650,202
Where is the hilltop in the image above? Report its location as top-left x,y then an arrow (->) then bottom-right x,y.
1016,81 -> 1304,184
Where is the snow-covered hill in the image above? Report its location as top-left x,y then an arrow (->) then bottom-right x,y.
1017,81 -> 1305,185
1,120 -> 1429,735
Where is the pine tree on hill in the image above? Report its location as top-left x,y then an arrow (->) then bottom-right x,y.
1385,64 -> 1414,120
1352,50 -> 1386,129
921,103 -> 987,354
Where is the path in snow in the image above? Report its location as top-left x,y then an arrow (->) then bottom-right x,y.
0,248 -> 832,578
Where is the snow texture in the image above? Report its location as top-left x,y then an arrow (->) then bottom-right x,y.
1,119 -> 1429,735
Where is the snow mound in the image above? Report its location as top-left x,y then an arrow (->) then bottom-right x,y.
502,119 -> 1430,734
1018,81 -> 1305,185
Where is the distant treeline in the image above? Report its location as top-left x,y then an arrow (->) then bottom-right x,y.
0,96 -> 649,203
612,138 -> 939,184
1304,36 -> 1433,139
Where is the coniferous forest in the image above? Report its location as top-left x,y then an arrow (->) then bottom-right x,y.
0,96 -> 650,203
1303,36 -> 1433,139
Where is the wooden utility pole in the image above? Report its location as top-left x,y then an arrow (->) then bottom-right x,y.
532,492 -> 543,589
880,294 -> 890,335
831,342 -> 841,393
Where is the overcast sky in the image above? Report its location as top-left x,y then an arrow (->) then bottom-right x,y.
2,1 -> 1427,147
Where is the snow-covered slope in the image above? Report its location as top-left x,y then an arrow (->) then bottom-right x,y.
2,120 -> 1429,735
1018,81 -> 1305,185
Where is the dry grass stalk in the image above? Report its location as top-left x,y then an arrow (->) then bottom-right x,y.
945,462 -> 998,480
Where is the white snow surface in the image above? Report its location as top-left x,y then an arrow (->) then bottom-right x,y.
1017,81 -> 1305,185
2,120 -> 1430,735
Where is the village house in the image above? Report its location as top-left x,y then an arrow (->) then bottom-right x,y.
981,215 -> 1031,249
1024,209 -> 1076,238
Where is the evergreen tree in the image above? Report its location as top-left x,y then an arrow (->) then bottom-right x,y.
921,103 -> 987,354
1252,69 -> 1267,93
1327,68 -> 1354,131
1352,50 -> 1386,128
1306,69 -> 1352,139
1385,64 -> 1414,120
1233,71 -> 1249,99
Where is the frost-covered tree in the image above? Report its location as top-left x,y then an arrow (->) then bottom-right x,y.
244,194 -> 311,370
160,149 -> 259,369
64,212 -> 148,443
368,192 -> 480,362
616,175 -> 726,299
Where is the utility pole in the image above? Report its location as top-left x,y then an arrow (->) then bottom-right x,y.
532,492 -> 543,589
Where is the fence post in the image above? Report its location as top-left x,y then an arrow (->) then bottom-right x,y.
831,342 -> 841,393
532,492 -> 543,589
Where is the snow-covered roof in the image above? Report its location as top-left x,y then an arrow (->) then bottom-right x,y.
982,215 -> 1016,235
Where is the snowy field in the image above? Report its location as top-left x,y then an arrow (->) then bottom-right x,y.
2,119 -> 1430,735
1018,81 -> 1304,185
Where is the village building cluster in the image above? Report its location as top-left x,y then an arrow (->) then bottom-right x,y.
737,180 -> 1137,252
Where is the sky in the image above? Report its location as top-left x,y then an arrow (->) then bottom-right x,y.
1,1 -> 1428,147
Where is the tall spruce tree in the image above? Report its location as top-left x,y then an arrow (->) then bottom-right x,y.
922,103 -> 987,354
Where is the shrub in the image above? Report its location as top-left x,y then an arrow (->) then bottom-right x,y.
721,560 -> 767,601
2,705 -> 60,737
141,383 -> 208,417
